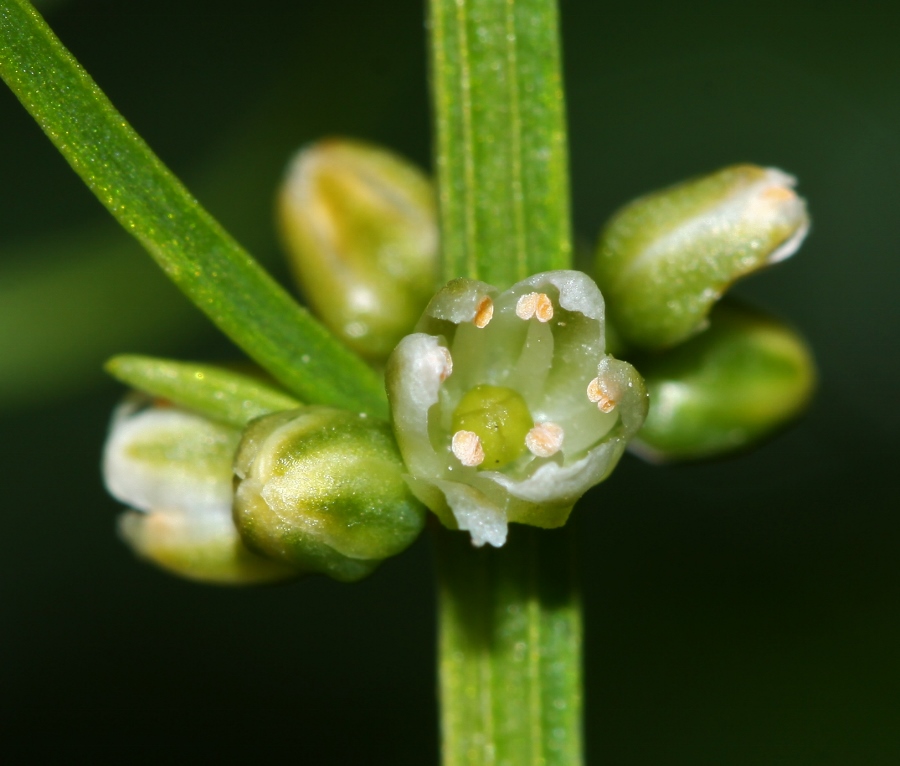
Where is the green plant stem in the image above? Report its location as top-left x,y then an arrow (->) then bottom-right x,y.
430,0 -> 571,288
436,526 -> 583,765
429,0 -> 582,763
0,0 -> 387,417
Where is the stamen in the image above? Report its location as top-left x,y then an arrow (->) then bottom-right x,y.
473,297 -> 494,328
534,293 -> 554,322
438,346 -> 453,381
451,430 -> 485,467
587,377 -> 616,413
762,185 -> 797,203
516,292 -> 554,322
526,422 -> 565,457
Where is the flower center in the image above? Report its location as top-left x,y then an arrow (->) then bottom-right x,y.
451,385 -> 532,469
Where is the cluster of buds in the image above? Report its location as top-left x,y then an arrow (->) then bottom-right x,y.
105,394 -> 426,584
103,140 -> 815,582
593,164 -> 814,461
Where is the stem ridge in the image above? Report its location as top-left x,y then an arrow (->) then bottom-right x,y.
436,525 -> 583,766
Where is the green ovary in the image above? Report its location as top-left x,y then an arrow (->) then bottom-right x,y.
452,385 -> 533,469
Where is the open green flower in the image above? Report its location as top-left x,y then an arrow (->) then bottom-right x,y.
386,271 -> 648,547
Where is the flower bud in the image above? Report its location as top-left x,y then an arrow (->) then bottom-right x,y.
103,397 -> 299,585
233,407 -> 427,582
630,301 -> 815,462
386,271 -> 648,548
278,139 -> 439,362
595,165 -> 809,350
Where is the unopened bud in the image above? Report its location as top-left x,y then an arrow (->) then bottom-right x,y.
233,407 -> 427,582
279,139 -> 439,362
104,397 -> 299,585
595,165 -> 809,350
630,301 -> 815,462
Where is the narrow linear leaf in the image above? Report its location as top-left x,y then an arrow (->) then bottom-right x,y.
429,0 -> 572,287
0,0 -> 387,417
0,14 -> 410,413
106,355 -> 302,429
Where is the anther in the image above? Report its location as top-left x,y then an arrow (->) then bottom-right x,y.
516,292 -> 554,322
526,422 -> 564,458
451,430 -> 485,467
587,377 -> 616,413
474,297 -> 494,328
762,185 -> 797,203
438,346 -> 453,381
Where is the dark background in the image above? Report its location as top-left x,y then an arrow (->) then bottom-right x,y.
2,0 -> 898,762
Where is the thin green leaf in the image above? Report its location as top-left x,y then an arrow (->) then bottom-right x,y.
0,0 -> 387,417
0,15 -> 408,413
430,0 -> 572,287
106,355 -> 301,429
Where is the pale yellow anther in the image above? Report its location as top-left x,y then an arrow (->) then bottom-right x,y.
526,422 -> 565,458
762,185 -> 797,203
451,430 -> 485,467
587,377 -> 616,413
474,297 -> 494,328
516,292 -> 554,322
438,346 -> 453,381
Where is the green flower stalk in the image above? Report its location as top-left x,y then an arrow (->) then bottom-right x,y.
233,406 -> 427,582
104,396 -> 299,585
631,301 -> 816,462
278,139 -> 439,363
386,270 -> 648,547
595,165 -> 809,350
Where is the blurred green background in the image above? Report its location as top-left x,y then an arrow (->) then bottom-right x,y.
2,0 -> 898,762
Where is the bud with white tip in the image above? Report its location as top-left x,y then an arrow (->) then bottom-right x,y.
278,139 -> 439,362
595,164 -> 810,350
103,396 -> 300,585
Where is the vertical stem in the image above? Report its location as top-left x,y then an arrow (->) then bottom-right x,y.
436,525 -> 583,765
428,0 -> 581,762
429,0 -> 572,288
